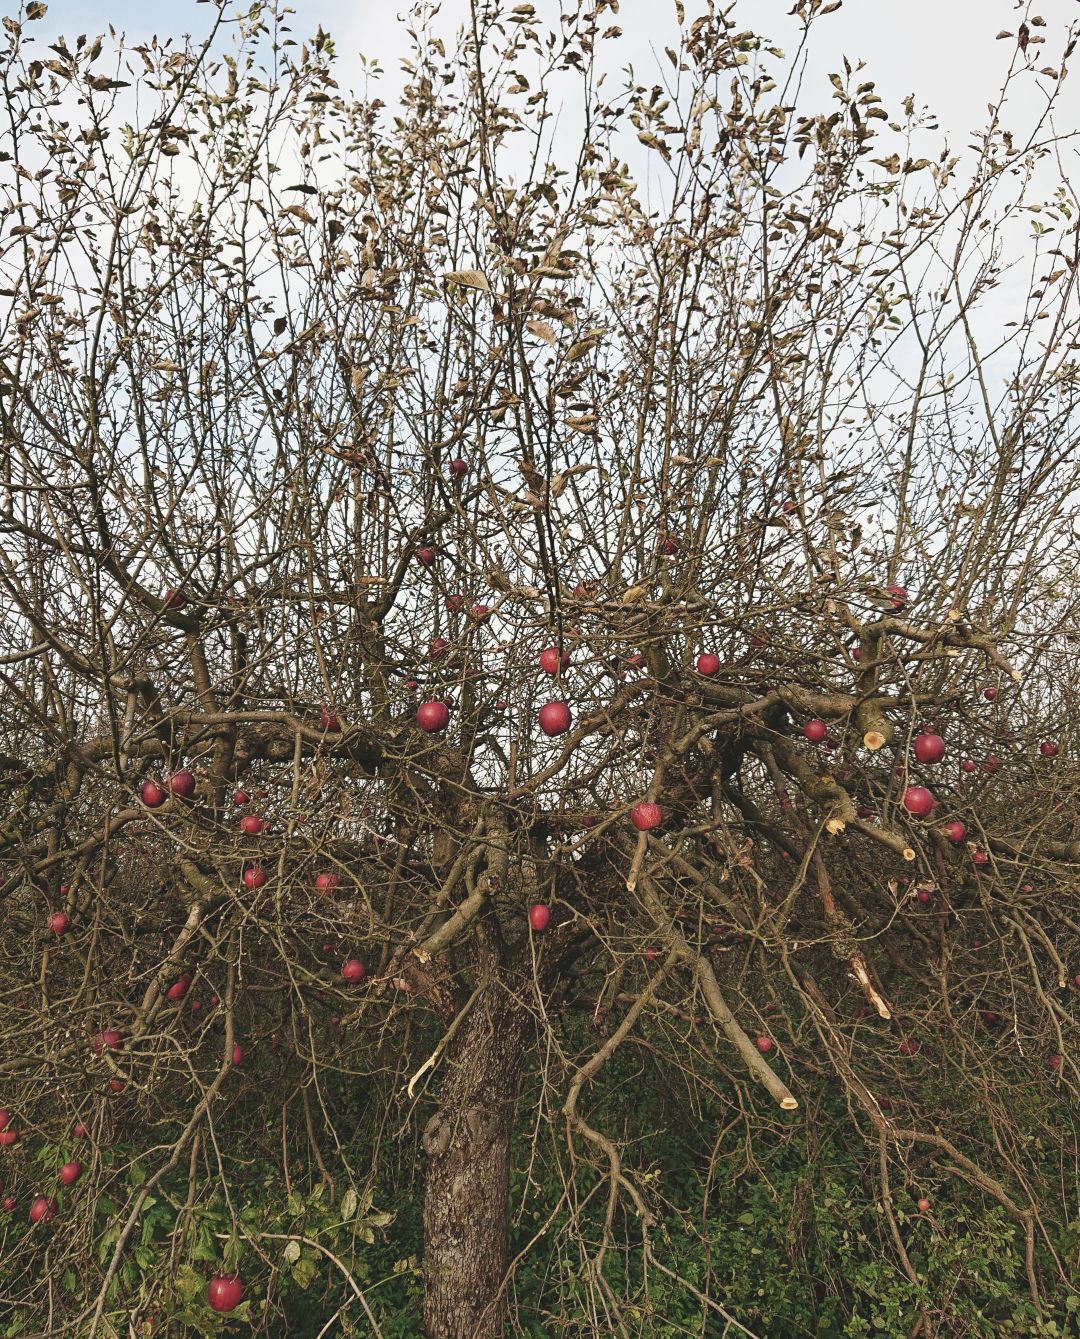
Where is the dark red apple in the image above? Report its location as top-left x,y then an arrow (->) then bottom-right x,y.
961,759 -> 976,774
695,653 -> 721,677
470,604 -> 490,622
58,1161 -> 82,1186
162,588 -> 187,610
315,873 -> 340,895
2,1196 -> 13,1211
659,534 -> 680,555
92,1029 -> 124,1056
29,1196 -> 56,1224
417,546 -> 437,567
755,1036 -> 775,1054
166,974 -> 192,1002
1039,740 -> 1060,757
417,701 -> 450,732
630,802 -> 662,832
982,755 -> 1001,774
898,1038 -> 921,1055
528,903 -> 550,932
429,637 -> 449,661
319,708 -> 341,732
444,594 -> 464,613
538,701 -> 571,737
207,1274 -> 244,1313
916,889 -> 932,905
902,786 -> 935,817
342,958 -> 366,983
168,769 -> 196,799
983,686 -> 997,701
851,647 -> 861,662
231,1044 -> 245,1066
449,457 -> 468,479
242,865 -> 266,890
942,820 -> 966,843
886,583 -> 908,611
238,815 -> 265,836
139,779 -> 168,808
73,1122 -> 87,1139
539,647 -> 570,675
913,732 -> 945,764
803,719 -> 828,743
233,789 -> 250,806
1049,1054 -> 1062,1071
47,910 -> 70,935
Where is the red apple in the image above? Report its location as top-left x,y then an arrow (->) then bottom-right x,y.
168,769 -> 196,799
417,547 -> 437,567
29,1196 -> 56,1224
898,1038 -> 921,1055
972,849 -> 989,866
916,1197 -> 931,1213
803,719 -> 828,743
166,974 -> 192,1002
444,594 -> 464,613
73,1122 -> 87,1139
983,686 -> 997,701
139,779 -> 168,808
417,700 -> 450,733
539,646 -> 571,675
961,759 -> 976,773
982,755 -> 1001,774
695,653 -> 721,677
233,789 -> 250,806
429,637 -> 449,661
2,1196 -> 14,1211
162,588 -> 187,610
981,1010 -> 1000,1025
231,1044 -> 245,1066
242,865 -> 266,890
449,457 -> 468,479
538,701 -> 572,737
319,709 -> 341,732
755,1036 -> 775,1054
0,1111 -> 12,1134
315,872 -> 340,895
1039,740 -> 1060,757
913,732 -> 945,764
630,802 -> 662,832
92,1029 -> 124,1056
470,604 -> 490,622
886,583 -> 908,611
851,647 -> 861,662
942,821 -> 966,843
1048,1054 -> 1062,1071
58,1161 -> 82,1186
528,903 -> 550,932
47,910 -> 70,935
644,947 -> 659,962
342,958 -> 366,983
916,889 -> 932,905
239,815 -> 266,836
207,1274 -> 244,1313
902,786 -> 935,818
659,534 -> 680,555
0,1129 -> 19,1147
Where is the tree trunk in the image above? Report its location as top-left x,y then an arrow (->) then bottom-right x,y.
422,979 -> 528,1339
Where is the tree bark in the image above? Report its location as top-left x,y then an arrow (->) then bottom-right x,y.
422,976 -> 528,1339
